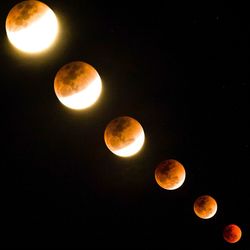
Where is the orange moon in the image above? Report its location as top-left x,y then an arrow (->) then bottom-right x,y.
104,116 -> 145,157
5,0 -> 58,53
193,195 -> 217,219
154,159 -> 186,190
223,224 -> 242,243
54,61 -> 102,110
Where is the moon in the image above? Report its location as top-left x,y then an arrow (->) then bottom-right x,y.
154,159 -> 186,190
104,116 -> 145,157
5,0 -> 59,53
223,224 -> 242,243
193,195 -> 217,219
54,61 -> 102,110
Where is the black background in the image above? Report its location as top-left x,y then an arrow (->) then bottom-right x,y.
1,1 -> 249,248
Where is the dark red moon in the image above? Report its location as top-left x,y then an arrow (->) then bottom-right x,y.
223,224 -> 242,243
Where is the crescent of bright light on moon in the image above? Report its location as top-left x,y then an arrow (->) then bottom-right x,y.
113,130 -> 145,157
201,205 -> 217,219
58,75 -> 102,110
6,1 -> 59,53
104,116 -> 145,157
167,172 -> 185,190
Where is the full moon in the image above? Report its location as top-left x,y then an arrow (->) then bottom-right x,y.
154,159 -> 186,190
54,61 -> 102,110
223,224 -> 242,243
104,116 -> 145,157
6,0 -> 59,53
193,195 -> 217,219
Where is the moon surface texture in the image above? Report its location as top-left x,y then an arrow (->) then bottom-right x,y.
154,159 -> 186,190
193,195 -> 217,219
6,0 -> 58,53
223,224 -> 242,243
104,116 -> 145,157
54,61 -> 102,110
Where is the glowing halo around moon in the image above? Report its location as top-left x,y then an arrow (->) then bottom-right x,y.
154,159 -> 186,190
54,61 -> 102,110
104,116 -> 145,157
193,195 -> 217,219
5,0 -> 59,54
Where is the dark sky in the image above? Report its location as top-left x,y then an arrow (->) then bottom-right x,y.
1,1 -> 249,248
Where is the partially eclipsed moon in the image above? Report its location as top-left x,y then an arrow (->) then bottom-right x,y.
193,195 -> 217,219
54,61 -> 102,110
6,0 -> 59,53
154,159 -> 186,190
223,224 -> 242,243
104,116 -> 145,157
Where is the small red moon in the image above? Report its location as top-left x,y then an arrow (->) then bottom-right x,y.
154,159 -> 186,190
223,224 -> 242,243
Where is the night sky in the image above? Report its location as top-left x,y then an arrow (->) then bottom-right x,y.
1,1 -> 249,248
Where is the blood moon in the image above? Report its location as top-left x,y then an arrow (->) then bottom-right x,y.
193,195 -> 217,219
54,61 -> 102,110
104,116 -> 145,157
223,224 -> 242,243
154,159 -> 186,190
6,0 -> 58,53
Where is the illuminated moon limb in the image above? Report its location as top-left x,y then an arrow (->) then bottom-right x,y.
113,130 -> 145,157
6,1 -> 59,53
169,173 -> 185,190
57,76 -> 102,110
201,206 -> 217,219
163,172 -> 185,190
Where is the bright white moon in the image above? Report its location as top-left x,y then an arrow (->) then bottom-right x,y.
54,61 -> 102,110
6,0 -> 59,54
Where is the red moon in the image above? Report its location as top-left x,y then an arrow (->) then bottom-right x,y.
154,159 -> 186,190
193,195 -> 217,219
223,224 -> 242,243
